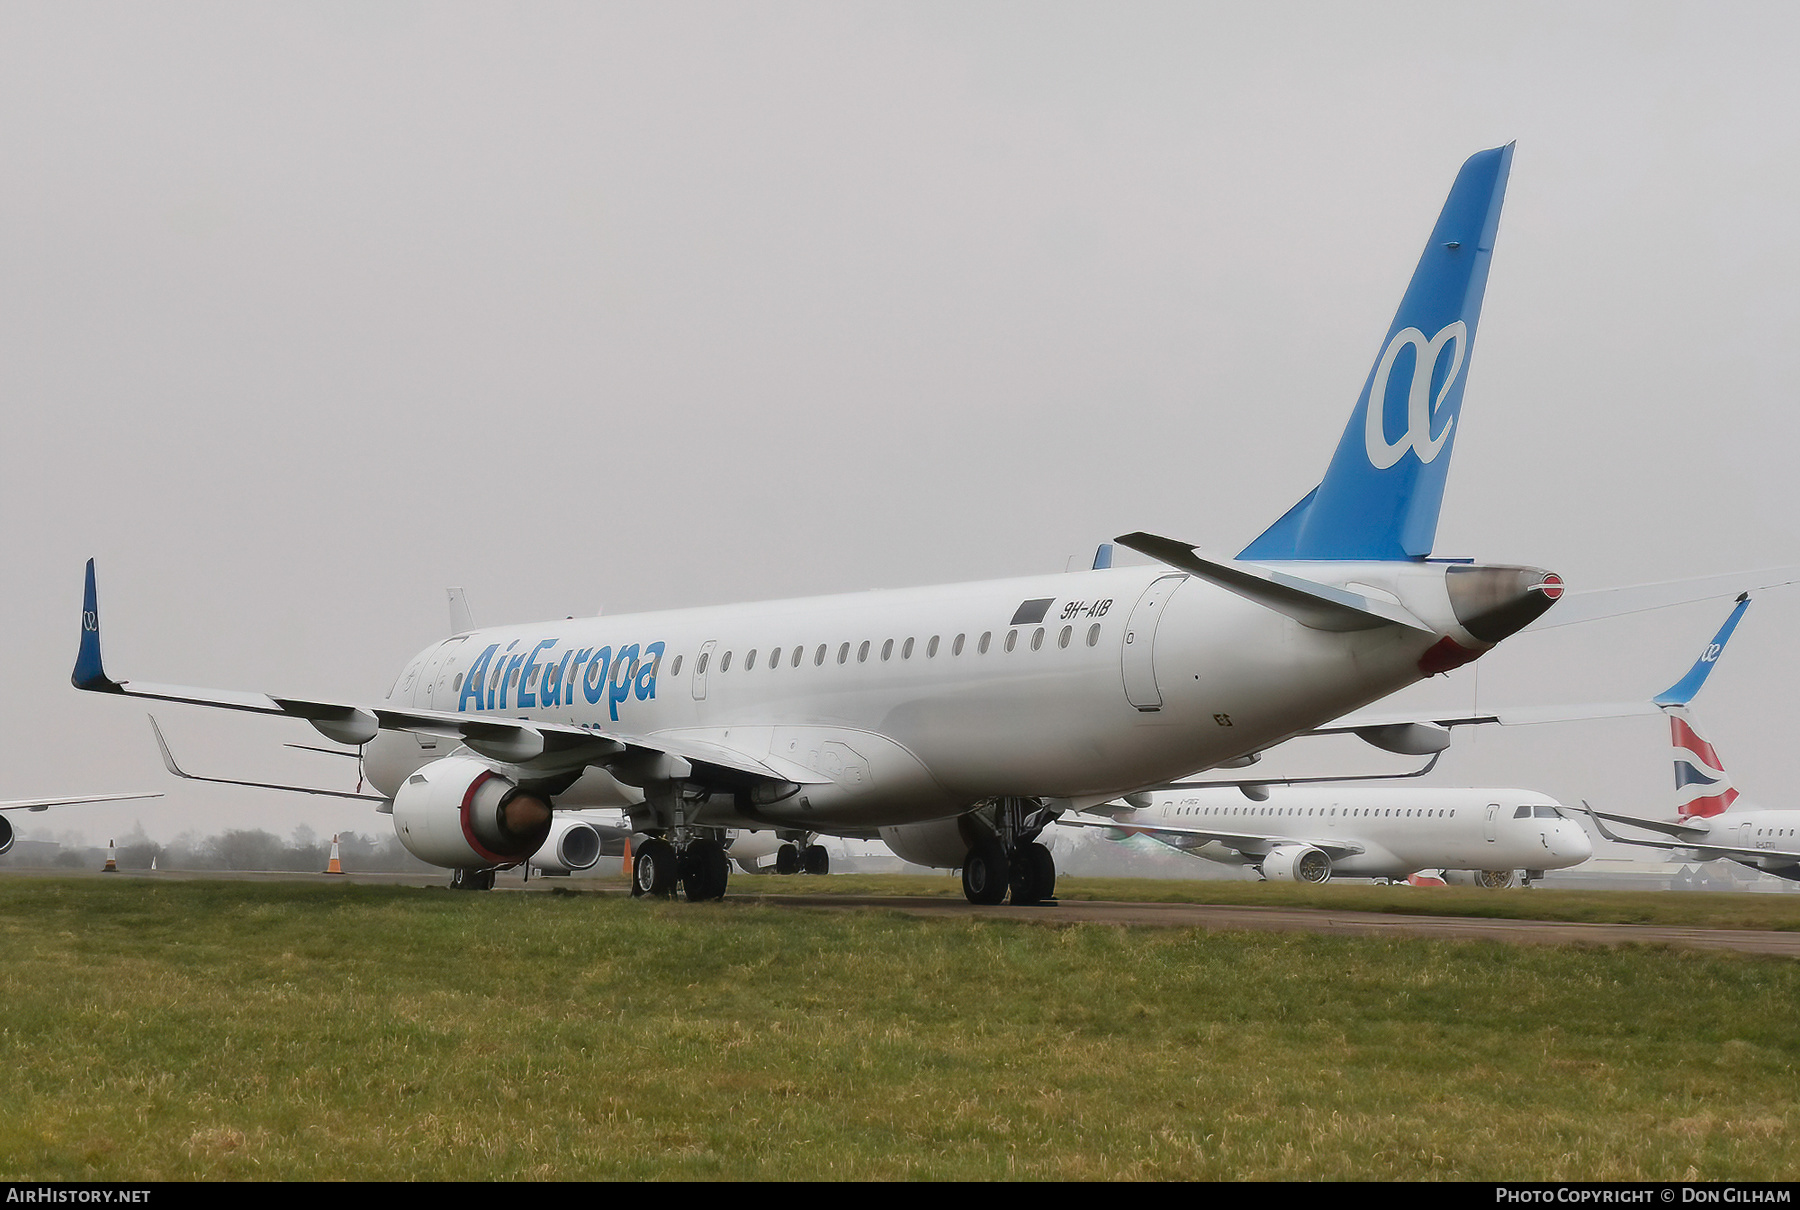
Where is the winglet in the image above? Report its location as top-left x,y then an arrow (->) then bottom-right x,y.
146,715 -> 189,779
1091,544 -> 1114,571
73,559 -> 122,692
1653,593 -> 1749,707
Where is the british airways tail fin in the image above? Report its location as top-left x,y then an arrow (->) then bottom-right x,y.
1668,708 -> 1739,819
1240,144 -> 1514,562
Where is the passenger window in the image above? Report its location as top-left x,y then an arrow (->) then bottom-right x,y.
881,639 -> 893,661
697,652 -> 710,675
745,649 -> 758,671
838,643 -> 850,665
953,634 -> 966,656
792,647 -> 804,668
858,641 -> 870,663
769,647 -> 781,668
1087,623 -> 1101,647
927,636 -> 939,658
1004,629 -> 1018,653
452,673 -> 463,692
1059,626 -> 1071,649
978,632 -> 992,654
721,651 -> 733,673
670,655 -> 683,678
902,637 -> 914,659
1031,627 -> 1044,651
815,644 -> 826,666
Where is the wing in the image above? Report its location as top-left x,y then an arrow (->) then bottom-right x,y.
76,560 -> 828,793
1056,813 -> 1365,861
0,792 -> 160,812
1313,594 -> 1756,741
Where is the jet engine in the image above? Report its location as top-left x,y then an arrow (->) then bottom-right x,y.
1444,869 -> 1518,889
391,756 -> 554,869
0,815 -> 12,857
529,816 -> 603,875
880,817 -> 980,869
1260,844 -> 1332,883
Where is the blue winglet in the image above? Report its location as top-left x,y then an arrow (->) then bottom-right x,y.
73,559 -> 122,692
1653,593 -> 1749,707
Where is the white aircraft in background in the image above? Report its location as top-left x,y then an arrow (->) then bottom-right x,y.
0,791 -> 162,860
75,145 -> 1573,904
1060,594 -> 1765,886
1060,783 -> 1590,887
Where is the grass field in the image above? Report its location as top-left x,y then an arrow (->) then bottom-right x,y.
1,876 -> 1795,1180
731,871 -> 1800,931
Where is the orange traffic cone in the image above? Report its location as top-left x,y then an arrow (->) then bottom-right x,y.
622,834 -> 633,878
103,840 -> 118,872
325,834 -> 343,875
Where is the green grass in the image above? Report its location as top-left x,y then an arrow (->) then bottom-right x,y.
1,877 -> 1795,1180
731,871 -> 1800,931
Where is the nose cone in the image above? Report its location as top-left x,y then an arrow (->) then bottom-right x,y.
1446,565 -> 1564,643
1555,822 -> 1594,867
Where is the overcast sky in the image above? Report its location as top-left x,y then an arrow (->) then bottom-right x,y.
4,2 -> 1799,857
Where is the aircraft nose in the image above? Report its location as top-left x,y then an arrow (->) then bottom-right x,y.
1562,823 -> 1593,863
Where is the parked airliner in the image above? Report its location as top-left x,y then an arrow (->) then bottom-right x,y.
76,144 -> 1566,904
1060,786 -> 1590,885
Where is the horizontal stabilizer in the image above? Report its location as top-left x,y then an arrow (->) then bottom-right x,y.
1117,532 -> 1431,633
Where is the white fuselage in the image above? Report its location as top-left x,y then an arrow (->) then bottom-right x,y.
363,560 -> 1486,833
1668,806 -> 1800,875
1113,786 -> 1593,878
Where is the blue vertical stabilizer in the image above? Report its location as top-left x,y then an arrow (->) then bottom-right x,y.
1239,144 -> 1514,562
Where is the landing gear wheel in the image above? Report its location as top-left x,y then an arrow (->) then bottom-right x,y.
775,844 -> 799,875
1009,841 -> 1056,905
802,844 -> 829,876
633,838 -> 679,898
450,868 -> 495,891
682,839 -> 731,902
961,838 -> 1010,905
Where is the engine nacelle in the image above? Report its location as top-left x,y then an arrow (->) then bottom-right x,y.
529,816 -> 603,875
391,756 -> 554,870
1260,844 -> 1332,883
879,816 -> 983,869
0,814 -> 12,857
1444,868 -> 1518,889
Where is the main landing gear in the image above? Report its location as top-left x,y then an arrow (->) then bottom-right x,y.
449,867 -> 498,890
631,835 -> 730,902
960,799 -> 1058,906
774,834 -> 829,875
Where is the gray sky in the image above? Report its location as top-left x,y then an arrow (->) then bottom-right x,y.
4,2 -> 1799,854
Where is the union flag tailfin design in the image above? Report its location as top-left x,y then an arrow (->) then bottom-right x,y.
1668,708 -> 1738,818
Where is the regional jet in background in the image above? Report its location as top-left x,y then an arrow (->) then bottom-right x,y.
1060,785 -> 1590,886
0,791 -> 161,859
78,145 -> 1574,904
1058,594 -> 1756,886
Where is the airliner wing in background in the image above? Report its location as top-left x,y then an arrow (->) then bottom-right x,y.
0,792 -> 160,812
1056,813 -> 1366,862
1314,593 -> 1754,749
77,561 -> 827,795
